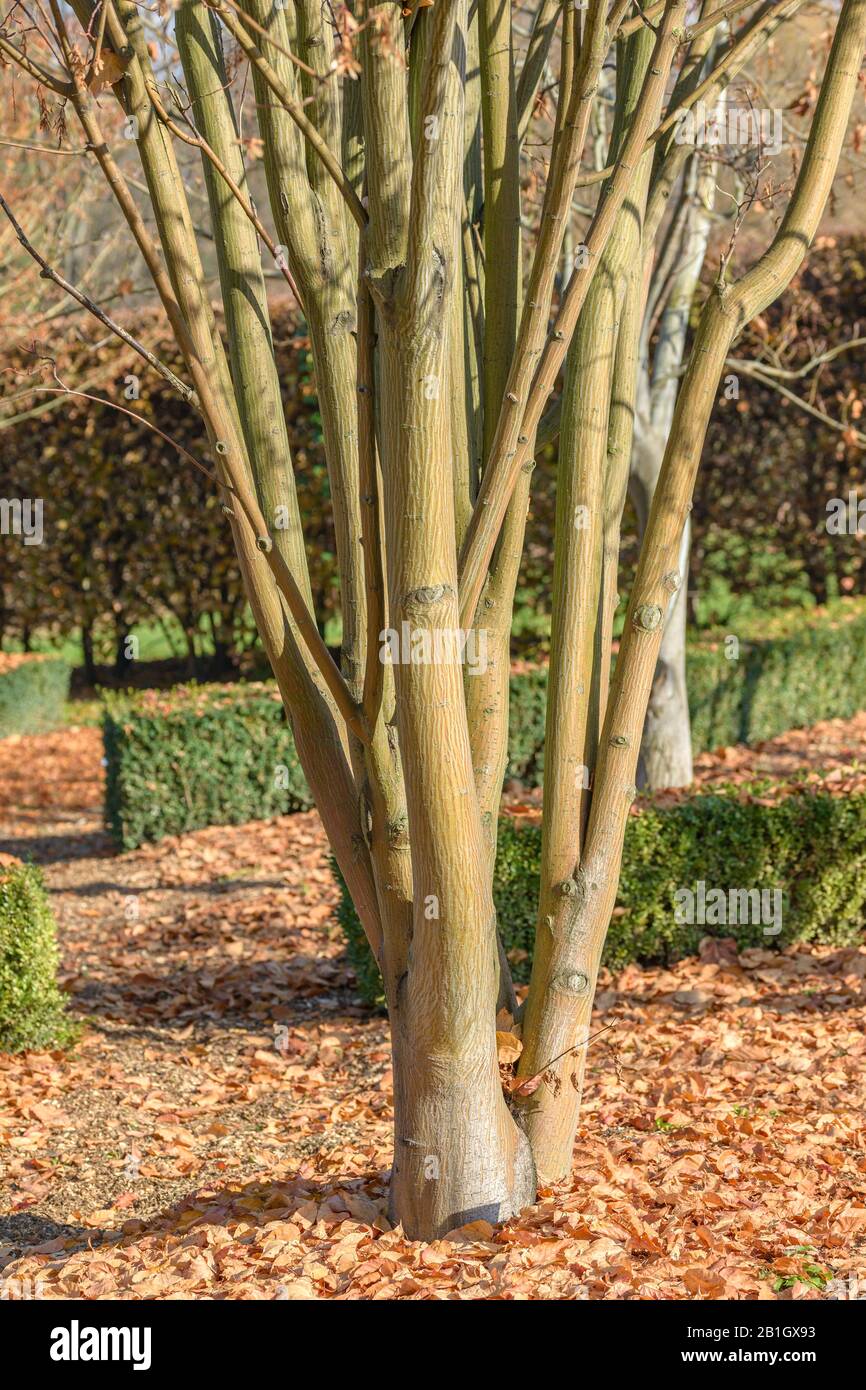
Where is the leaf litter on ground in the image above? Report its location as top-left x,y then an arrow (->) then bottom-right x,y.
0,719 -> 864,1299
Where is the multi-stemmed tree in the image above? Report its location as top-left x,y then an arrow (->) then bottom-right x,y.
2,0 -> 863,1239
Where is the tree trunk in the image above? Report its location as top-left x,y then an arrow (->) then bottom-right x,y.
80,622 -> 96,685
639,522 -> 693,789
388,1007 -> 534,1238
113,622 -> 131,677
183,625 -> 198,679
630,118 -> 721,790
631,434 -> 694,789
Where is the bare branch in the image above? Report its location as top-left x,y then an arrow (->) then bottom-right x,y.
515,0 -> 559,143
577,0 -> 801,187
212,0 -> 368,230
0,137 -> 87,156
0,189 -> 198,405
619,0 -> 755,38
0,31 -> 72,92
147,79 -> 305,312
730,335 -> 866,380
726,354 -> 866,444
459,0 -> 689,630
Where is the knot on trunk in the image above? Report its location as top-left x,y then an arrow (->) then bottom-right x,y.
559,869 -> 588,911
386,814 -> 409,848
633,603 -> 663,632
553,969 -> 590,996
402,583 -> 455,613
365,263 -> 404,315
329,307 -> 356,336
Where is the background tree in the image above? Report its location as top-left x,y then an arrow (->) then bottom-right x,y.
1,0 -> 863,1239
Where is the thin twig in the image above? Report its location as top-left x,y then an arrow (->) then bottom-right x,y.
84,0 -> 109,84
212,0 -> 368,231
726,356 -> 866,445
0,189 -> 199,406
0,137 -> 88,156
728,336 -> 866,380
147,80 -> 305,312
0,32 -> 72,92
510,1022 -> 620,1094
3,374 -> 370,742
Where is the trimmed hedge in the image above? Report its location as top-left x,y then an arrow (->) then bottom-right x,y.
102,601 -> 866,847
0,859 -> 77,1053
337,783 -> 866,1006
507,600 -> 866,786
685,602 -> 866,753
0,654 -> 70,738
103,683 -> 312,849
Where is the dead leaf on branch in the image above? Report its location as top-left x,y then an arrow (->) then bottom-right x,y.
87,49 -> 130,94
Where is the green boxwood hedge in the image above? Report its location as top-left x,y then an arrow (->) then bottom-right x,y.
676,601 -> 866,753
0,654 -> 71,738
103,683 -> 312,849
0,860 -> 77,1053
507,601 -> 866,786
102,601 -> 866,847
337,783 -> 866,1006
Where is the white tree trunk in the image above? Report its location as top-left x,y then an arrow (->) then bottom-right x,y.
631,127 -> 720,789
